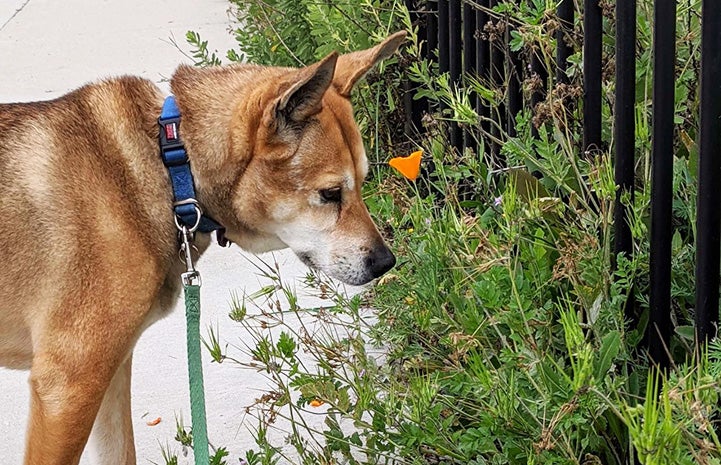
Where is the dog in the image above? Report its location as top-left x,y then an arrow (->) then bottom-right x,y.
0,31 -> 404,465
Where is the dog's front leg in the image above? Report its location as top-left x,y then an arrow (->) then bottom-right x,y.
87,355 -> 136,465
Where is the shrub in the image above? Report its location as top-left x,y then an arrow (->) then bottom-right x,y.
175,0 -> 721,463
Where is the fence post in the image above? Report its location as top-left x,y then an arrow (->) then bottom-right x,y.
449,0 -> 462,152
449,0 -> 461,81
476,0 -> 490,152
614,1 -> 638,451
583,0 -> 602,154
614,0 -> 636,316
463,2 -> 475,77
438,0 -> 449,74
427,0 -> 438,57
489,0 -> 505,158
463,2 -> 477,149
530,42 -> 547,139
695,0 -> 721,344
556,0 -> 574,84
506,0 -> 523,137
649,0 -> 676,369
404,0 -> 428,135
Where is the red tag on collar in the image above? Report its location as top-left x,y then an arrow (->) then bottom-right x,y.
164,122 -> 178,141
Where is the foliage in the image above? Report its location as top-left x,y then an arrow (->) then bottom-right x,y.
228,0 -> 404,67
186,31 -> 223,67
175,0 -> 721,464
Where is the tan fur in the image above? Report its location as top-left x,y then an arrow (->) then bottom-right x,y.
0,31 -> 404,465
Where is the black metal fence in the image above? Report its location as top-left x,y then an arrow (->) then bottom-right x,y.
405,0 -> 721,367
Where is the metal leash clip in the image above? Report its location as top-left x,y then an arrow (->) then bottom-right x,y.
179,224 -> 202,287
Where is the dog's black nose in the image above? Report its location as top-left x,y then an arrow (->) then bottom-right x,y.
366,244 -> 396,278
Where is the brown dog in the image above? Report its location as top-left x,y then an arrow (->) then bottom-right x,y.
0,32 -> 403,465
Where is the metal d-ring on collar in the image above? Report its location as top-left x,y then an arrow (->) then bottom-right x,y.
173,198 -> 203,233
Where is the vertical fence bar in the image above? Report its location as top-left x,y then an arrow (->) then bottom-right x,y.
438,0 -> 450,147
449,0 -> 462,152
436,0 -> 450,149
463,1 -> 477,149
506,54 -> 523,137
506,1 -> 523,137
476,0 -> 490,149
614,0 -> 636,326
556,0 -> 574,84
649,0 -> 676,369
554,0 -> 574,136
405,0 -> 427,134
463,2 -> 475,74
530,46 -> 547,138
427,0 -> 438,57
695,0 -> 721,344
489,0 -> 505,158
614,2 -> 636,261
583,0 -> 602,154
449,0 -> 462,80
438,0 -> 450,74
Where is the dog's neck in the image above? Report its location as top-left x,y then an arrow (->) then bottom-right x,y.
167,64 -> 291,251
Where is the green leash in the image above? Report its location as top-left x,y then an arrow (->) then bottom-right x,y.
180,227 -> 210,465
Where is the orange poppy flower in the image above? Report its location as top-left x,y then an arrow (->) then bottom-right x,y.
389,150 -> 422,181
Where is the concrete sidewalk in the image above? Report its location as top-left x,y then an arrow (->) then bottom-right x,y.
0,1 -> 354,463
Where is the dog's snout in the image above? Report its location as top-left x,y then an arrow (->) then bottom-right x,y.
366,244 -> 396,278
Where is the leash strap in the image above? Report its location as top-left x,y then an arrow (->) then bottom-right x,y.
159,98 -> 214,464
158,96 -> 223,234
184,283 -> 210,465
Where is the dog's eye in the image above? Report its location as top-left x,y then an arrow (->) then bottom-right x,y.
319,187 -> 342,203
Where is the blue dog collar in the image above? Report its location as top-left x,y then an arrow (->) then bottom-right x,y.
158,96 -> 226,240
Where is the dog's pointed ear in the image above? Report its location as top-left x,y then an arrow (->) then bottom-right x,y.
267,52 -> 338,130
333,31 -> 406,97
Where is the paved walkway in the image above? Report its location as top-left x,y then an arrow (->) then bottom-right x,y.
0,1 -> 350,463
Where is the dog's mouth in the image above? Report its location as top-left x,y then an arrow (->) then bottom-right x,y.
297,252 -> 316,268
294,247 -> 395,286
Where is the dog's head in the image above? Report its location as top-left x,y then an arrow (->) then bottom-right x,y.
178,32 -> 405,285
